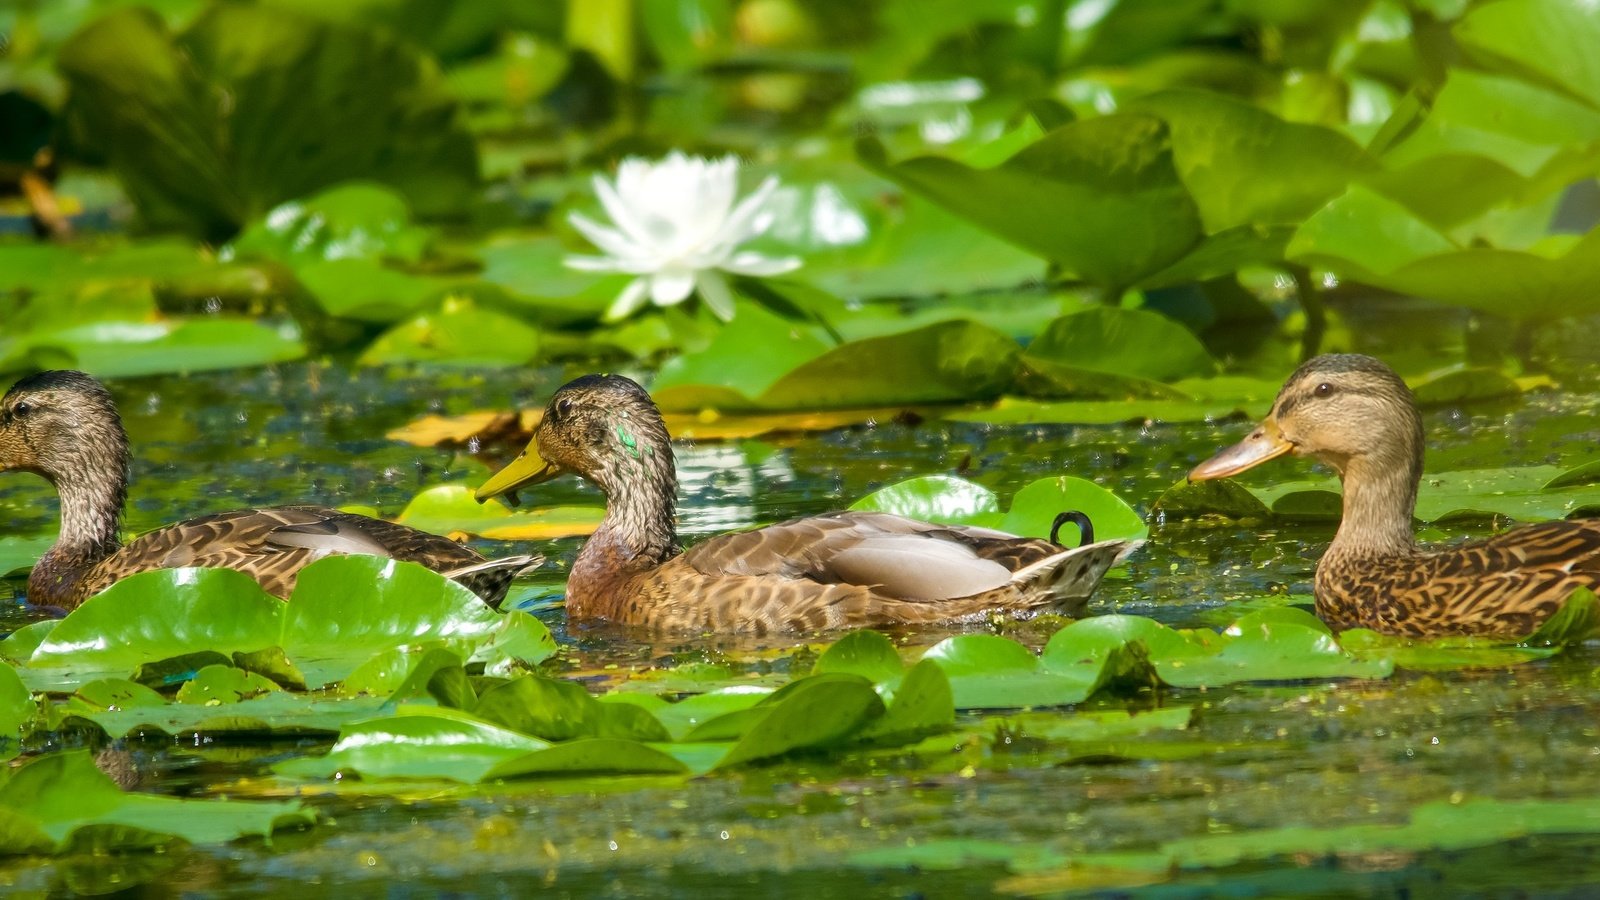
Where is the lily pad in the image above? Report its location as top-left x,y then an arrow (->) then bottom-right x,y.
392,484 -> 603,540
30,568 -> 284,671
848,476 -> 1002,528
850,474 -> 1146,543
359,294 -> 542,368
227,182 -> 435,265
173,665 -> 281,705
275,710 -> 551,782
0,751 -> 312,855
714,673 -> 887,769
1021,307 -> 1217,396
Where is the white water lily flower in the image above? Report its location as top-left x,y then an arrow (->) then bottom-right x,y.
565,151 -> 802,322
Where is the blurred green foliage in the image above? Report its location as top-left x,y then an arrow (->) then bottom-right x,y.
0,0 -> 1596,389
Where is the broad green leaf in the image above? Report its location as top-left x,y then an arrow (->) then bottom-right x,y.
0,751 -> 311,854
857,659 -> 955,743
1128,90 -> 1373,232
715,673 -> 885,769
173,665 -> 280,704
1339,629 -> 1559,671
30,568 -> 284,671
279,556 -> 501,688
290,259 -> 445,322
473,675 -> 671,742
57,5 -> 477,238
392,484 -> 603,541
340,646 -> 466,703
1153,622 -> 1392,687
359,294 -> 541,368
0,664 -> 35,754
1454,0 -> 1600,108
227,182 -> 434,264
921,635 -> 1104,710
66,692 -> 389,739
1000,476 -> 1149,543
1021,307 -> 1217,394
483,738 -> 691,780
275,711 -> 551,782
25,318 -> 307,379
0,535 -> 53,577
859,116 -> 1204,291
471,611 -> 559,675
601,688 -> 773,742
1150,479 -> 1272,521
848,476 -> 1001,528
811,630 -> 906,684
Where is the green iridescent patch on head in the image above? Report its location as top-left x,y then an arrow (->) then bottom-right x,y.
616,424 -> 640,458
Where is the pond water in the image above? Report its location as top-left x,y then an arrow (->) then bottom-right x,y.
3,330 -> 1600,896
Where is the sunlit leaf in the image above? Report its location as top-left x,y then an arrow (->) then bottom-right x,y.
714,673 -> 886,768
849,476 -> 1001,528
173,665 -> 281,705
30,569 -> 284,671
392,484 -> 603,540
275,710 -> 551,782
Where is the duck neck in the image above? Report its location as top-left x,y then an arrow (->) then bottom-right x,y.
31,455 -> 127,603
583,439 -> 680,570
1327,452 -> 1419,561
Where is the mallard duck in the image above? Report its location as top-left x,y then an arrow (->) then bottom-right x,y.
0,370 -> 541,611
1189,353 -> 1600,637
473,374 -> 1138,634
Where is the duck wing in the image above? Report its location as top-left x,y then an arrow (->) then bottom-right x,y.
682,510 -> 1078,601
89,507 -> 526,603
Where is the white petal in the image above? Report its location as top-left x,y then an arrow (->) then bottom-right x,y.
705,176 -> 781,258
568,211 -> 647,262
563,253 -> 627,272
649,270 -> 697,305
697,271 -> 737,321
593,173 -> 661,247
603,277 -> 652,322
721,251 -> 801,276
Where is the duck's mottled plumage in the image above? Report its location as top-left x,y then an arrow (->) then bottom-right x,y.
1191,353 -> 1600,637
476,374 -> 1136,634
1,370 -> 539,610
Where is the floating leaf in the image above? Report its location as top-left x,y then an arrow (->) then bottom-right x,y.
173,665 -> 280,705
0,666 -> 33,760
849,476 -> 1001,528
227,182 -> 434,265
359,294 -> 541,368
30,569 -> 283,671
714,673 -> 886,769
473,675 -> 671,743
1001,476 -> 1149,543
857,659 -> 954,743
280,556 -> 501,688
275,710 -> 551,782
471,611 -> 559,675
483,738 -> 690,780
0,751 -> 311,855
392,484 -> 603,541
811,629 -> 907,685
1454,0 -> 1600,108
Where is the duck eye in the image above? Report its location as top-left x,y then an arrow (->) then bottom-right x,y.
554,397 -> 574,420
1313,382 -> 1334,398
11,401 -> 31,417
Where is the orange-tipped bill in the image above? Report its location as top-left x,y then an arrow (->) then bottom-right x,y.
1189,420 -> 1293,481
475,444 -> 562,507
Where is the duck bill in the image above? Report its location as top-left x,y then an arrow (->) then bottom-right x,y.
1189,421 -> 1293,481
475,446 -> 562,506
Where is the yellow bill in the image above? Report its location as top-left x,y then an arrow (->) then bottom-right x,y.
475,444 -> 562,507
1189,419 -> 1293,481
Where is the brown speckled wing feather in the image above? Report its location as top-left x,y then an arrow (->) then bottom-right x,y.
1319,519 -> 1600,636
76,506 -> 521,604
598,510 -> 1137,634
